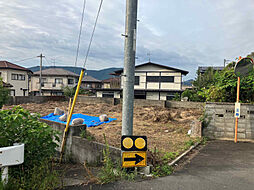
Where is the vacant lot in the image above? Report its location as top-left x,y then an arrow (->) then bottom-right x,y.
3,101 -> 202,153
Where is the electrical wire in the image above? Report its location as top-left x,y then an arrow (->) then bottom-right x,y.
44,57 -> 51,65
74,0 -> 87,67
82,0 -> 104,69
13,56 -> 37,63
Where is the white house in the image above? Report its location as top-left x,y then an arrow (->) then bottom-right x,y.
96,62 -> 188,100
30,68 -> 79,96
0,61 -> 32,96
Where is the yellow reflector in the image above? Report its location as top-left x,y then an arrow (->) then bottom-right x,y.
135,138 -> 146,149
122,137 -> 133,149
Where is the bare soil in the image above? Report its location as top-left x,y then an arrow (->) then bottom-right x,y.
3,101 -> 202,153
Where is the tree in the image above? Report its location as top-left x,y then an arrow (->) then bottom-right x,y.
182,57 -> 254,103
0,78 -> 10,109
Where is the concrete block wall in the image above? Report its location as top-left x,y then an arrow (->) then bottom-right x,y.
7,96 -> 66,105
71,137 -> 121,164
203,102 -> 254,140
39,118 -> 121,165
165,101 -> 204,109
76,96 -> 204,109
76,96 -> 115,105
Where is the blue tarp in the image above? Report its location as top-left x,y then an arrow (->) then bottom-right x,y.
41,113 -> 117,127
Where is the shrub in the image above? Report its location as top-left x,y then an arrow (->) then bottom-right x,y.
0,78 -> 10,109
0,106 -> 60,189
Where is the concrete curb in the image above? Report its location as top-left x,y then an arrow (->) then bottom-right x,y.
168,142 -> 200,167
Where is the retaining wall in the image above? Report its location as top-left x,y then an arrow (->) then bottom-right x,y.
39,118 -> 121,165
6,95 -> 204,110
203,102 -> 254,140
76,96 -> 115,105
165,101 -> 204,109
77,96 -> 204,109
7,96 -> 66,105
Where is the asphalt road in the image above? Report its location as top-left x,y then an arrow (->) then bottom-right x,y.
68,140 -> 254,190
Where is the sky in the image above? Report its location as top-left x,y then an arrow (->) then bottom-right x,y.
0,0 -> 254,80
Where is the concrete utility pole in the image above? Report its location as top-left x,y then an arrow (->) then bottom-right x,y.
122,0 -> 138,136
37,54 -> 45,96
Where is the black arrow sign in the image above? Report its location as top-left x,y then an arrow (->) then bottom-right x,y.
124,154 -> 144,164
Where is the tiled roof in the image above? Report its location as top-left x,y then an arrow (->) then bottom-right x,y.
0,61 -> 32,72
82,75 -> 101,82
102,77 -> 120,83
33,68 -> 79,77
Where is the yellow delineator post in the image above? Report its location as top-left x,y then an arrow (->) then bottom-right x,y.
60,69 -> 85,162
234,76 -> 240,143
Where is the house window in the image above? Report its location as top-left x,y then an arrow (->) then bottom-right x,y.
11,74 -> 25,80
146,76 -> 174,83
146,76 -> 160,82
135,76 -> 140,85
55,78 -> 63,84
68,78 -> 74,85
161,76 -> 174,83
102,92 -> 114,98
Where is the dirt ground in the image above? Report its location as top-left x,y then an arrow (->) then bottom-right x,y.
3,101 -> 202,153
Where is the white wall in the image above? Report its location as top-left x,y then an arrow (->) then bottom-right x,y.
146,92 -> 160,100
97,91 -> 103,97
30,76 -> 77,92
114,91 -> 120,98
121,64 -> 183,91
0,69 -> 29,96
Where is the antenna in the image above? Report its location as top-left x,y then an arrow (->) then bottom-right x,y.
147,52 -> 151,62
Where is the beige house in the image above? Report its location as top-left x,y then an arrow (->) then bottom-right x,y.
81,75 -> 102,89
96,62 -> 188,100
30,68 -> 79,96
0,61 -> 32,96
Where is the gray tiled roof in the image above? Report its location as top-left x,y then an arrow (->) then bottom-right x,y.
82,75 -> 101,82
33,68 -> 79,77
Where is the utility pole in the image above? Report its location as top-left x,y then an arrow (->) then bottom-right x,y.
122,0 -> 138,136
37,54 -> 45,96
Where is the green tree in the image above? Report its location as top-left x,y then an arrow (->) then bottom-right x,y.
0,107 -> 60,189
183,57 -> 254,103
0,78 -> 10,109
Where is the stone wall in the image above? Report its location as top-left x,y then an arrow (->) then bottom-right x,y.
203,102 -> 254,140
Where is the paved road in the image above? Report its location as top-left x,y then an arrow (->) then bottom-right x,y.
69,140 -> 254,190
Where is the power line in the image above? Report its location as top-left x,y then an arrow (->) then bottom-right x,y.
82,0 -> 104,69
74,0 -> 87,67
44,57 -> 51,65
13,56 -> 37,63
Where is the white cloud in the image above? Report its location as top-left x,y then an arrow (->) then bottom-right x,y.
0,0 -> 253,79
